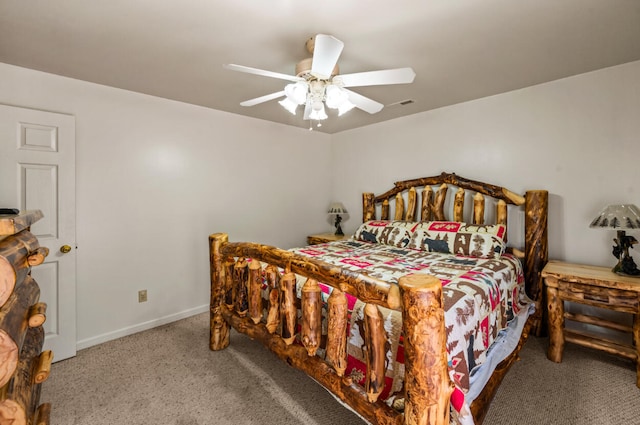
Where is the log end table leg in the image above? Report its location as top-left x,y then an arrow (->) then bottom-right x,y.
546,285 -> 564,363
634,312 -> 639,388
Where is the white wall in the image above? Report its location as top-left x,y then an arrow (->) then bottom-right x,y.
332,60 -> 640,269
2,59 -> 639,349
0,63 -> 332,347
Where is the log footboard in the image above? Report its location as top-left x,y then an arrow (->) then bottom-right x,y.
209,233 -> 453,425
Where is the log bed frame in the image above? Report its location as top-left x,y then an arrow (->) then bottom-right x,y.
209,172 -> 548,425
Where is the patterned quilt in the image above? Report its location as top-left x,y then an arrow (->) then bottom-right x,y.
285,238 -> 530,414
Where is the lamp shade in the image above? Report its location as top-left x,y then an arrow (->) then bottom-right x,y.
278,97 -> 298,115
284,82 -> 308,105
309,103 -> 328,121
325,84 -> 349,109
589,204 -> 640,230
327,202 -> 347,215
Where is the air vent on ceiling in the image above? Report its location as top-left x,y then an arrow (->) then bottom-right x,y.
388,99 -> 415,107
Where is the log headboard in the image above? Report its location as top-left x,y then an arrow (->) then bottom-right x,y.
361,172 -> 548,304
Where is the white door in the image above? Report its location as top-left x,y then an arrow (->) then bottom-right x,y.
0,104 -> 76,362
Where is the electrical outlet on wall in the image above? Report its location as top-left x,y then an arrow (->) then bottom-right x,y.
138,289 -> 148,303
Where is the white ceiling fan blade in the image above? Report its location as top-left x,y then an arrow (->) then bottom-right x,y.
224,64 -> 304,82
339,67 -> 416,88
311,34 -> 344,80
344,89 -> 384,114
240,91 -> 285,107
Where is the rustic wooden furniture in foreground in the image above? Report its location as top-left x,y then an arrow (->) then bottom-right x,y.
0,210 -> 53,425
543,260 -> 640,388
210,172 -> 548,424
307,232 -> 347,245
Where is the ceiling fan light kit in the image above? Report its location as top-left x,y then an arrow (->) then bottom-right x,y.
225,34 -> 416,124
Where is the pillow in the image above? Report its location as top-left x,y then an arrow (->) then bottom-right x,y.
353,220 -> 392,244
353,220 -> 417,247
406,221 -> 506,258
354,220 -> 506,258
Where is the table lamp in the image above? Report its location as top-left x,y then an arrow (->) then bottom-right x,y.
589,204 -> 640,276
327,202 -> 347,236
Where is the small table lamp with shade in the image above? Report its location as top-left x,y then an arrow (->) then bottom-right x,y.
327,202 -> 348,236
590,204 -> 640,276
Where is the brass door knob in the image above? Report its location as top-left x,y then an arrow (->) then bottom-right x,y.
60,245 -> 72,254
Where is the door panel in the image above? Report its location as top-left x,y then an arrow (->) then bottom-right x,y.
20,163 -> 58,238
0,104 -> 76,361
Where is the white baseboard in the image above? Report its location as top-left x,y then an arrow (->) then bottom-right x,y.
76,304 -> 209,351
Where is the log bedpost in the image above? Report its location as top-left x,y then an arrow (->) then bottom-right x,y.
301,278 -> 322,356
234,259 -> 249,317
421,187 -> 433,222
209,233 -> 230,351
394,193 -> 405,221
325,288 -> 348,376
473,192 -> 485,225
453,188 -> 465,222
524,190 -> 549,304
363,193 -> 375,222
496,200 -> 508,243
248,260 -> 262,325
280,271 -> 297,345
382,200 -> 390,221
264,265 -> 280,334
223,258 -> 235,310
406,187 -> 417,221
433,184 -> 448,221
364,303 -> 387,403
399,274 -> 454,425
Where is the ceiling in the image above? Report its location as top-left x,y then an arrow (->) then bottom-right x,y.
1,1 -> 639,134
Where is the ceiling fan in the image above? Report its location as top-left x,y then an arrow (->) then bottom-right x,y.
224,34 -> 416,123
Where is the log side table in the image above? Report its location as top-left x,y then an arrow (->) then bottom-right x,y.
542,260 -> 640,388
307,232 -> 347,246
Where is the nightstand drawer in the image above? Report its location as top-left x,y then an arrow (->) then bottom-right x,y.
557,280 -> 639,312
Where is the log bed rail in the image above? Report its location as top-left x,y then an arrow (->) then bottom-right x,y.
209,172 -> 548,425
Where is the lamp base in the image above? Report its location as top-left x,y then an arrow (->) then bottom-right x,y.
612,256 -> 640,277
334,214 -> 344,236
612,230 -> 640,277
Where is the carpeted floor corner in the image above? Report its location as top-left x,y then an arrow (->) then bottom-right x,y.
41,313 -> 639,424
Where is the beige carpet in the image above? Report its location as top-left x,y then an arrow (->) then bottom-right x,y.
41,313 -> 639,424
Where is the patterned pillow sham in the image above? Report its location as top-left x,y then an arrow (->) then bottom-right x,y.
406,221 -> 506,258
354,220 -> 506,258
352,220 -> 417,248
353,220 -> 392,244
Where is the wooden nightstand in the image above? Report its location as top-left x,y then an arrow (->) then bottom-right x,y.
542,260 -> 640,387
307,232 -> 347,246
